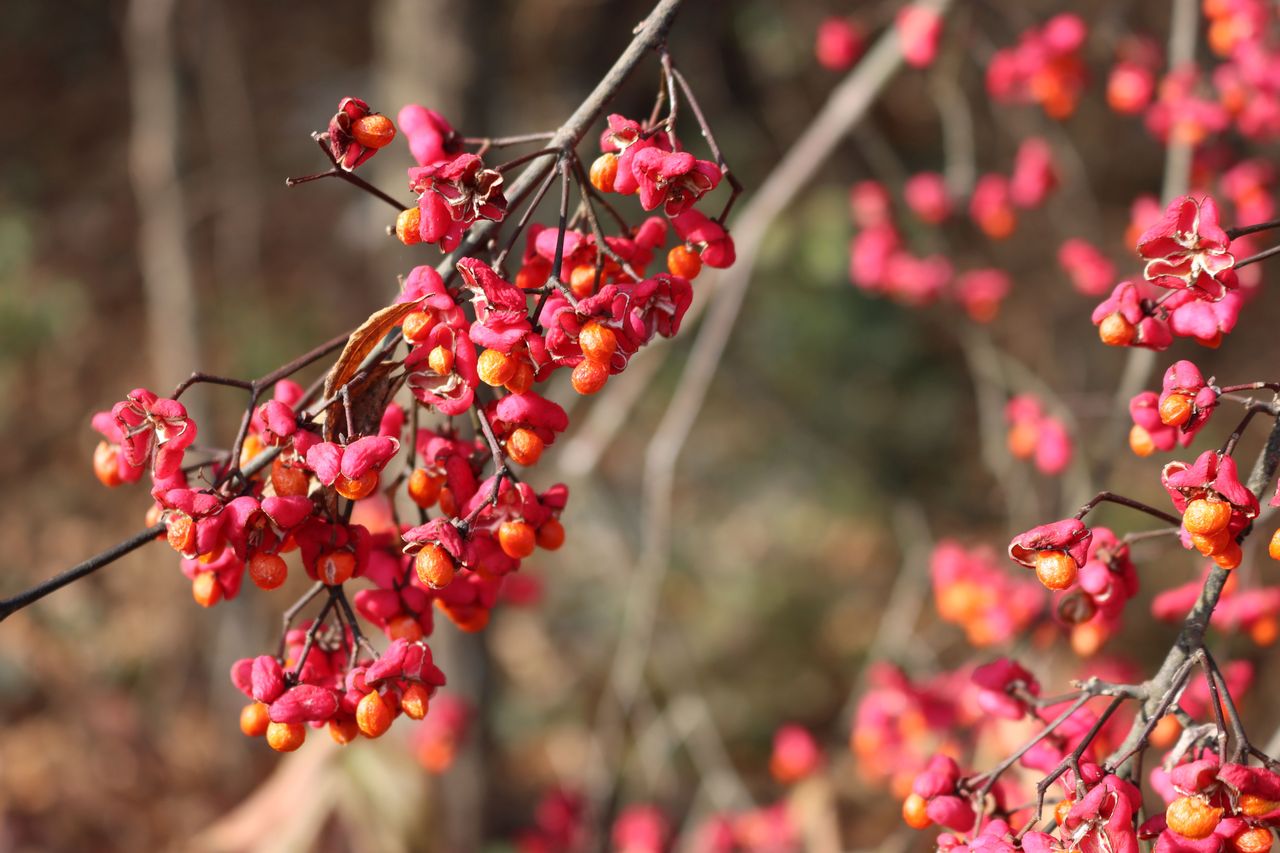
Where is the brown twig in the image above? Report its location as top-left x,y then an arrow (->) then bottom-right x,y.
1106,415 -> 1280,775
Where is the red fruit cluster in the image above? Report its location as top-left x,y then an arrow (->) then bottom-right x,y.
848,138 -> 1057,319
85,80 -> 737,753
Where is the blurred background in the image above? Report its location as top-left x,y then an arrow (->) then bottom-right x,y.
4,0 -> 1280,850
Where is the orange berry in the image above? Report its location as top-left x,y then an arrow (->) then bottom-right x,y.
571,358 -> 609,395
240,433 -> 266,469
450,606 -> 490,632
428,344 -> 454,376
1098,312 -> 1136,347
589,152 -> 619,193
1166,796 -> 1223,840
417,737 -> 458,773
415,543 -> 456,589
329,717 -> 360,746
192,572 -> 221,608
536,518 -> 565,550
477,348 -> 517,386
1213,540 -> 1243,570
1159,393 -> 1194,427
667,244 -> 703,279
1034,550 -> 1077,591
570,265 -> 598,299
600,258 -> 623,280
1204,0 -> 1230,20
197,540 -> 226,564
438,487 -> 458,518
1238,794 -> 1280,818
1129,424 -> 1156,457
516,258 -> 551,290
1150,714 -> 1182,749
1183,499 -> 1233,536
505,360 -> 535,395
166,513 -> 197,555
396,207 -> 422,245
579,321 -> 617,362
1007,420 -> 1039,460
266,721 -> 306,752
402,309 -> 435,344
386,613 -> 424,642
936,581 -> 984,623
1191,529 -> 1233,557
902,793 -> 932,829
93,441 -> 124,487
1107,70 -> 1150,114
1070,621 -> 1107,657
335,469 -> 380,501
240,702 -> 271,737
979,208 -> 1016,240
316,549 -> 356,585
407,468 -> 443,508
271,458 -> 310,497
505,427 -> 544,466
1053,799 -> 1073,827
1234,827 -> 1274,853
356,690 -> 394,738
1269,528 -> 1280,561
1251,615 -> 1279,647
1208,18 -> 1239,57
1044,92 -> 1078,122
964,297 -> 1000,324
400,683 -> 431,720
351,114 -> 396,149
272,458 -> 312,499
498,520 -> 537,559
249,552 -> 288,591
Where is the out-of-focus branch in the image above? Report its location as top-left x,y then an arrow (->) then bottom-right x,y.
1096,0 -> 1198,483
587,0 -> 957,818
930,21 -> 976,199
126,0 -> 203,405
837,502 -> 936,726
195,0 -> 263,293
1162,0 -> 1199,199
558,0 -> 955,478
627,0 -> 957,699
960,326 -> 1046,529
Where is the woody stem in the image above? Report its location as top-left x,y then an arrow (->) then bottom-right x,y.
1235,243 -> 1280,269
1073,491 -> 1182,526
1226,216 -> 1280,240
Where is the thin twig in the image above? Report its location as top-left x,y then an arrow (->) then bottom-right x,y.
493,163 -> 560,271
668,66 -> 742,223
1094,0 -> 1198,487
286,136 -> 407,211
0,523 -> 165,622
1226,217 -> 1280,240
1106,416 -> 1280,775
1234,243 -> 1280,270
1074,491 -> 1182,527
278,581 -> 326,658
556,0 -> 954,479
